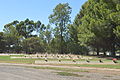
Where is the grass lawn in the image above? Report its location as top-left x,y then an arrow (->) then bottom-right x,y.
59,64 -> 120,69
0,55 -> 40,64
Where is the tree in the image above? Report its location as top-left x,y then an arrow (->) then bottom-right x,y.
0,32 -> 6,52
3,23 -> 22,53
44,24 -> 52,53
3,19 -> 45,53
75,0 -> 120,56
49,3 -> 72,54
67,24 -> 88,54
16,19 -> 35,38
22,37 -> 45,54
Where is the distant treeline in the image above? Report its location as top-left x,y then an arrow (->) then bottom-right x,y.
0,0 -> 120,57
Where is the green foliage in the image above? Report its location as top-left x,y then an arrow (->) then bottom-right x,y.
15,19 -> 44,38
3,25 -> 22,52
49,3 -> 72,54
0,32 -> 6,52
22,37 -> 45,53
43,24 -> 53,53
74,0 -> 120,56
3,19 -> 47,53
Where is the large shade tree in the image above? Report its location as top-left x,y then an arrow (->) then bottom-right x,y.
4,22 -> 22,53
75,0 -> 120,56
49,3 -> 72,54
3,19 -> 45,53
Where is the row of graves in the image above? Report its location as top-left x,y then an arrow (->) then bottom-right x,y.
35,54 -> 119,64
10,54 -> 119,64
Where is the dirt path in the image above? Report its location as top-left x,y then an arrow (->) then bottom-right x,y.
0,63 -> 120,80
0,65 -> 81,80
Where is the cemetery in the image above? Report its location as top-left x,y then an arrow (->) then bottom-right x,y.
0,0 -> 120,79
0,53 -> 119,65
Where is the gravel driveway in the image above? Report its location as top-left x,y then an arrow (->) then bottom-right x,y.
0,64 -> 119,80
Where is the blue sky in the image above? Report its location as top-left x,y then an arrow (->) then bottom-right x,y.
0,0 -> 87,31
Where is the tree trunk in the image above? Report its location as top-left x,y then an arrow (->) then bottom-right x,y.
60,20 -> 64,54
96,48 -> 99,56
104,52 -> 106,56
103,49 -> 106,56
60,34 -> 63,54
110,22 -> 116,57
111,44 -> 116,57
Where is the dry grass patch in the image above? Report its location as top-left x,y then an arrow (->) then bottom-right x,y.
56,72 -> 84,77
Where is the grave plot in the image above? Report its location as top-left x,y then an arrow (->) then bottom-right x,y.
9,54 -> 119,64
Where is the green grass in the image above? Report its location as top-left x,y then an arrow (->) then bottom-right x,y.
10,54 -> 25,57
56,72 -> 84,77
104,75 -> 112,77
56,64 -> 120,69
79,64 -> 120,69
78,64 -> 120,69
0,56 -> 10,60
0,55 -> 41,64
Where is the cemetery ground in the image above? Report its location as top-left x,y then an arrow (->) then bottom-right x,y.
0,54 -> 120,80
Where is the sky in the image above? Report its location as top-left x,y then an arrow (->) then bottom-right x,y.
0,0 -> 87,31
